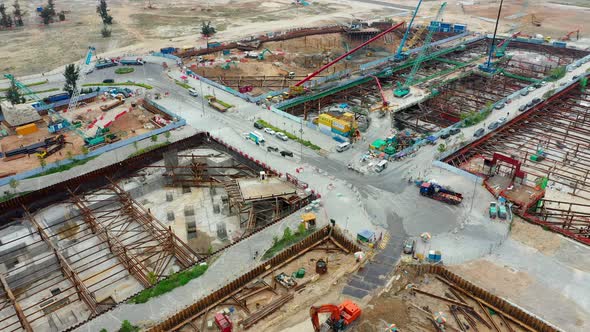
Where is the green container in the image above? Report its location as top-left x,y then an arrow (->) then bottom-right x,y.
293,268 -> 305,278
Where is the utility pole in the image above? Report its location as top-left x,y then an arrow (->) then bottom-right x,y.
199,78 -> 205,117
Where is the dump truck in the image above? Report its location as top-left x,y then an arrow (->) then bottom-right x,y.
100,99 -> 124,112
120,58 -> 144,66
206,96 -> 229,112
95,60 -> 118,70
419,182 -> 463,205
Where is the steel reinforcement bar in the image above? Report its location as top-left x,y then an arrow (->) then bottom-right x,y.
147,226 -> 360,331
413,265 -> 561,332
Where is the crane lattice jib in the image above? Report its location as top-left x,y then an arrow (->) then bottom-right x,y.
4,74 -> 87,139
402,2 -> 447,89
395,0 -> 424,58
66,46 -> 96,114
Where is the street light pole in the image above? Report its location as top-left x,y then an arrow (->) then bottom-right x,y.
199,78 -> 205,117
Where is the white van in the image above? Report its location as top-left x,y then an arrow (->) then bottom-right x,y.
188,88 -> 198,97
336,142 -> 351,152
374,160 -> 388,173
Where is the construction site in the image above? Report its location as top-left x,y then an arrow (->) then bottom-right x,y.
0,87 -> 181,177
0,0 -> 590,332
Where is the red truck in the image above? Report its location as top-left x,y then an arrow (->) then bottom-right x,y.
214,313 -> 232,332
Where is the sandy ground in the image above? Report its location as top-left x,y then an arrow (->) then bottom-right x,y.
0,0 -> 393,76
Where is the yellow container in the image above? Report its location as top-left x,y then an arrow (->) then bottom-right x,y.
342,112 -> 354,121
16,123 -> 38,136
319,114 -> 334,125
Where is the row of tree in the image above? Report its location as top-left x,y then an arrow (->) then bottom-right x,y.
0,0 -> 24,28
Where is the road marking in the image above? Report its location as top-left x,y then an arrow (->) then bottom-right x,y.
379,232 -> 390,250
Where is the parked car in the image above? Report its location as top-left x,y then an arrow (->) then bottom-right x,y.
267,146 -> 279,152
573,75 -> 580,81
403,239 -> 415,254
497,116 -> 507,124
253,121 -> 264,129
103,78 -> 114,83
264,128 -> 276,136
520,89 -> 529,96
488,121 -> 500,130
540,81 -> 547,86
473,128 -> 485,137
494,103 -> 505,110
280,150 -> 293,157
276,132 -> 289,141
519,104 -> 527,112
188,88 -> 198,97
498,205 -> 508,220
527,86 -> 536,92
489,202 -> 498,218
532,97 -> 542,104
440,132 -> 450,139
449,128 -> 461,135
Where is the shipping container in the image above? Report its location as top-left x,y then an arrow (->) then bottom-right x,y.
43,93 -> 69,103
16,123 -> 38,135
331,127 -> 349,137
453,24 -> 467,33
160,47 -> 176,54
552,41 -> 567,48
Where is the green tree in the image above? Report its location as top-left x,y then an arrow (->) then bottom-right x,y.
101,24 -> 111,37
81,145 -> 89,155
63,64 -> 80,96
133,141 -> 138,150
5,80 -> 22,105
151,134 -> 158,142
297,222 -> 306,235
201,21 -> 216,47
39,6 -> 52,25
96,0 -> 113,24
47,0 -> 55,16
58,10 -> 65,21
282,227 -> 292,241
272,235 -> 279,245
0,4 -> 13,28
437,143 -> 447,153
99,329 -> 107,332
164,131 -> 171,142
66,150 -> 73,160
119,320 -> 139,332
12,0 -> 24,27
9,178 -> 18,193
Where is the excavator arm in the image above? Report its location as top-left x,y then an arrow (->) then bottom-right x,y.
310,304 -> 341,332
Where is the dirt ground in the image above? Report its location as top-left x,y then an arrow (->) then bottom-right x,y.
357,267 -> 527,332
0,0 -> 394,76
410,0 -> 589,38
187,32 -> 396,80
175,248 -> 359,332
0,97 -> 164,175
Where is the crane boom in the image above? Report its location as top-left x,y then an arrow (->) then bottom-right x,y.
394,0 -> 424,61
294,21 -> 405,87
394,2 -> 447,98
3,74 -> 87,140
66,46 -> 95,113
495,31 -> 521,57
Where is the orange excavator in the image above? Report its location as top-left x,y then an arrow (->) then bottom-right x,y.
309,300 -> 362,331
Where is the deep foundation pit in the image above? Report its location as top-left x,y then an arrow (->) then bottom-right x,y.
186,27 -> 460,97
